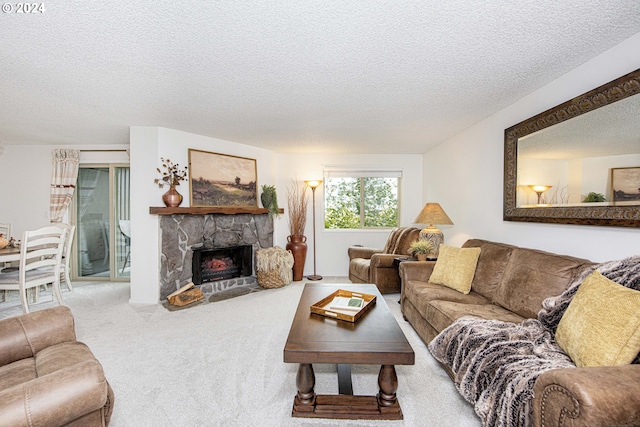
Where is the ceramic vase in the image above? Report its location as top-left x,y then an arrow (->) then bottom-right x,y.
286,234 -> 307,281
162,185 -> 183,207
261,191 -> 273,210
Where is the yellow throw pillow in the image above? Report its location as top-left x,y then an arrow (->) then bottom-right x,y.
555,270 -> 640,368
429,245 -> 481,294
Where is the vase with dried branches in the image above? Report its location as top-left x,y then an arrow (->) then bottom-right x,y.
154,157 -> 188,207
286,180 -> 309,281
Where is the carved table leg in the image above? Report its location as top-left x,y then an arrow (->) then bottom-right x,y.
295,363 -> 316,407
377,364 -> 398,407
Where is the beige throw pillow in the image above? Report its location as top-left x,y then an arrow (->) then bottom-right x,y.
555,270 -> 640,368
429,244 -> 481,294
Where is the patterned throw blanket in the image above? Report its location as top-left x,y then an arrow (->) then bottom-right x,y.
428,255 -> 640,427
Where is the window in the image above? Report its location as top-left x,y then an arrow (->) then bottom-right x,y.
324,170 -> 401,229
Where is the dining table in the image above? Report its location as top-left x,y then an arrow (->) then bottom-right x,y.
0,246 -> 21,265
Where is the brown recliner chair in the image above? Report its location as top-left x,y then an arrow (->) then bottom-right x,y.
348,227 -> 420,293
0,306 -> 114,427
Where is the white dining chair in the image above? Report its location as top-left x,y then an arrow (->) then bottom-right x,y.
0,226 -> 66,314
0,223 -> 10,239
1,224 -> 12,277
51,223 -> 75,291
119,219 -> 131,273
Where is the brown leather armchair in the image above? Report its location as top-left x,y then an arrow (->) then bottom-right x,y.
348,227 -> 420,293
0,306 -> 114,427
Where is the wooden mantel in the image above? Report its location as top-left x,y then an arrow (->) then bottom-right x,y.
149,206 -> 284,215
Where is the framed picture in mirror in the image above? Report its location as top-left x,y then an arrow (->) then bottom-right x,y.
611,167 -> 640,204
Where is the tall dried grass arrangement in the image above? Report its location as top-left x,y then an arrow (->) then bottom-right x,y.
287,179 -> 308,236
547,183 -> 569,204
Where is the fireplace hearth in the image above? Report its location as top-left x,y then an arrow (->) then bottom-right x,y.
192,245 -> 252,285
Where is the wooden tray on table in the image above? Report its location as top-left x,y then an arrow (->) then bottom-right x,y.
310,288 -> 376,322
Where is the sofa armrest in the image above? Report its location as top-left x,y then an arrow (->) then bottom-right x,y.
369,253 -> 400,268
533,365 -> 640,427
399,260 -> 436,283
369,254 -> 405,292
347,246 -> 381,260
0,306 -> 76,367
0,359 -> 109,427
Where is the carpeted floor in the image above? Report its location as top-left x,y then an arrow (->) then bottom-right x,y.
0,280 -> 481,427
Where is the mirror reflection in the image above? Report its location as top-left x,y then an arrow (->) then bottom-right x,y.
516,93 -> 640,207
503,67 -> 640,227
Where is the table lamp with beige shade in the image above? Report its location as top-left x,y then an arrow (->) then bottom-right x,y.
413,203 -> 454,260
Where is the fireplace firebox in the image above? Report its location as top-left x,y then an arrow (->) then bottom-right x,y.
192,245 -> 253,285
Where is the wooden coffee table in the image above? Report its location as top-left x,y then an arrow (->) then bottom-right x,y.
283,283 -> 414,420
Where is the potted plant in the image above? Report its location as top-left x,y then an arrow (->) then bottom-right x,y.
260,184 -> 280,217
409,240 -> 435,261
154,157 -> 188,207
286,180 -> 308,281
582,192 -> 606,203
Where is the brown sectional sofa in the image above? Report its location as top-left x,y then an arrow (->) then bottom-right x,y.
0,306 -> 114,427
399,238 -> 640,427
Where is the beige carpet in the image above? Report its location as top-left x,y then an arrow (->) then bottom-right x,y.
0,280 -> 481,427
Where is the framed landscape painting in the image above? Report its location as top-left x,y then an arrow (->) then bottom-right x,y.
611,167 -> 640,204
188,149 -> 258,207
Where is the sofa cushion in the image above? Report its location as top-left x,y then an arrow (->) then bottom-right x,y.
555,271 -> 640,368
427,300 -> 525,333
0,359 -> 36,390
429,245 -> 481,294
404,280 -> 490,315
462,239 -> 515,300
492,247 -> 592,319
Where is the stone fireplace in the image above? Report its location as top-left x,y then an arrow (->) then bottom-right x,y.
158,213 -> 273,300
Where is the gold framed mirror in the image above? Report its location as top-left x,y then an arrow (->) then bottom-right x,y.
504,68 -> 640,228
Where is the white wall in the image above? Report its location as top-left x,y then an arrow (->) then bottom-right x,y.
423,32 -> 640,262
273,153 -> 424,277
0,145 -> 53,237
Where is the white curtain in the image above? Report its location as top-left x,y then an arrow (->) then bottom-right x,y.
117,167 -> 130,220
50,149 -> 80,223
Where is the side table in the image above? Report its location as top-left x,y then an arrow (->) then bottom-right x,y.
393,257 -> 414,303
392,257 -> 414,269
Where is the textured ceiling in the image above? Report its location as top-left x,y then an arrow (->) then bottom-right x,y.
1,1 -> 640,154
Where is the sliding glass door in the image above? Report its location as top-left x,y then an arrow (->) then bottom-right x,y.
75,164 -> 130,281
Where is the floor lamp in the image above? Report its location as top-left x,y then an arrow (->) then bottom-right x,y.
304,180 -> 322,281
528,185 -> 552,205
